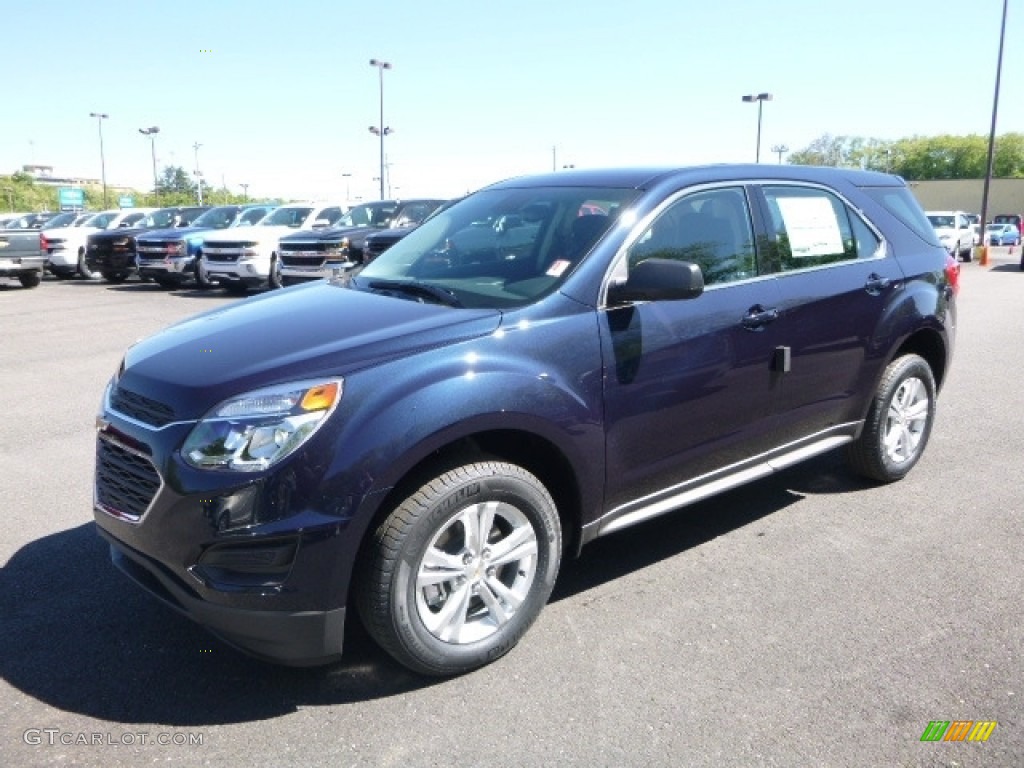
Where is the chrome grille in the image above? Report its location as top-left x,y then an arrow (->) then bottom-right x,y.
109,386 -> 176,427
95,437 -> 161,521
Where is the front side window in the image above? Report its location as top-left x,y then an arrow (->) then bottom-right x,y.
762,186 -> 879,271
627,186 -> 757,286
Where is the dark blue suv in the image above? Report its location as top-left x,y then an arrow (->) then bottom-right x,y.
93,165 -> 957,676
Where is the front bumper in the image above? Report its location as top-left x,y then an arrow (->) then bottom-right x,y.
99,528 -> 346,665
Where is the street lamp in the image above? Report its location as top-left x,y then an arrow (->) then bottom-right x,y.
979,0 -> 1009,265
341,172 -> 352,202
368,58 -> 392,201
741,93 -> 773,163
138,126 -> 160,205
771,144 -> 789,164
90,112 -> 109,208
192,142 -> 204,205
240,183 -> 249,202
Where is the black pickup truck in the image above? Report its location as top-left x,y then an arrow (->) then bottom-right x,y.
86,206 -> 209,283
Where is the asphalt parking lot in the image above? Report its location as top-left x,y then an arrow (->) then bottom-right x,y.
1,251 -> 1021,768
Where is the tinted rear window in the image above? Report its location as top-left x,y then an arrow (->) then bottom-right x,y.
861,187 -> 940,246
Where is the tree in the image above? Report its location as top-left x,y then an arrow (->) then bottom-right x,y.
788,133 -> 1024,180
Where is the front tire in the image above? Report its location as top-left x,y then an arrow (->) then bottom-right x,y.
845,354 -> 937,483
268,254 -> 283,289
194,253 -> 213,289
101,271 -> 127,284
357,461 -> 562,676
77,248 -> 96,279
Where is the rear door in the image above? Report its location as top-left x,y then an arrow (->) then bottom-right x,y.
753,183 -> 904,445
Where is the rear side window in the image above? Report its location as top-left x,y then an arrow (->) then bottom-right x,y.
861,186 -> 940,246
761,186 -> 880,271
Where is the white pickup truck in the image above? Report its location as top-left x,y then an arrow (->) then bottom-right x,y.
201,202 -> 347,293
43,208 -> 156,278
925,210 -> 975,262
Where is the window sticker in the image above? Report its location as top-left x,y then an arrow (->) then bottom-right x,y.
775,196 -> 844,257
547,259 -> 571,277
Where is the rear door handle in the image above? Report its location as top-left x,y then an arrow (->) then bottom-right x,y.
741,305 -> 779,331
864,273 -> 892,295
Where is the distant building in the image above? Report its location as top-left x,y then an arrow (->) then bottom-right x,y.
909,179 -> 1024,218
20,164 -> 100,188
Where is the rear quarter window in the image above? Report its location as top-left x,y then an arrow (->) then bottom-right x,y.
861,187 -> 940,246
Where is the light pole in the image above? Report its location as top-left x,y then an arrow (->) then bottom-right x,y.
979,0 -> 1009,264
771,144 -> 789,164
240,183 -> 249,202
368,58 -> 392,201
193,142 -> 203,205
139,126 -> 160,205
741,93 -> 773,163
90,112 -> 109,208
341,172 -> 352,202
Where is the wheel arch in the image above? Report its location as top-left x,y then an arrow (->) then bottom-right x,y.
890,326 -> 949,392
354,427 -> 585,572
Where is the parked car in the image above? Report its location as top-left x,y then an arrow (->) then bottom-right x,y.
0,224 -> 48,288
0,210 -> 76,288
992,213 -> 1023,241
3,211 -> 61,230
136,204 -> 276,289
964,212 -> 981,245
94,165 -> 956,676
277,199 -> 444,285
984,223 -> 1021,246
925,210 -> 975,261
44,208 -> 157,279
201,202 -> 347,293
86,206 -> 210,283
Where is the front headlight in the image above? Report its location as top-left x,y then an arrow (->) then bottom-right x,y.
182,379 -> 343,472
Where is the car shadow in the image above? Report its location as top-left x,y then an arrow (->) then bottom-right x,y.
988,264 -> 1022,273
0,452 -> 867,726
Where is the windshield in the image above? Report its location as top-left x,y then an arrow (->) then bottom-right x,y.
191,206 -> 239,229
38,212 -> 77,229
86,212 -> 118,228
336,202 -> 397,228
260,207 -> 313,227
353,186 -> 638,309
926,215 -> 955,229
141,209 -> 182,229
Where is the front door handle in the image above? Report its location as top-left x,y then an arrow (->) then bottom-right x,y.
741,305 -> 779,331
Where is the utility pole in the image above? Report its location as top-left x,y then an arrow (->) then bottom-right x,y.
193,142 -> 203,205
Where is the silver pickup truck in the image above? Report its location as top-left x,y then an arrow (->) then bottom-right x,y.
0,213 -> 56,288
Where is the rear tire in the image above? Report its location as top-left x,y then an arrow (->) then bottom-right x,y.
845,354 -> 936,483
357,461 -> 562,676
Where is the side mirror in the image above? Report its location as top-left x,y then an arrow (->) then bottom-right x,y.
607,258 -> 704,304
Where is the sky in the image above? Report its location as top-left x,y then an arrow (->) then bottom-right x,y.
3,0 -> 1021,204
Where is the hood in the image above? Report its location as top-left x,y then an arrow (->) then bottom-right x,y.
118,281 -> 501,419
137,226 -> 219,242
204,225 -> 303,244
280,225 -> 379,245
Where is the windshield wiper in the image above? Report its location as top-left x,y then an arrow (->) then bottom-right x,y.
363,278 -> 463,307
